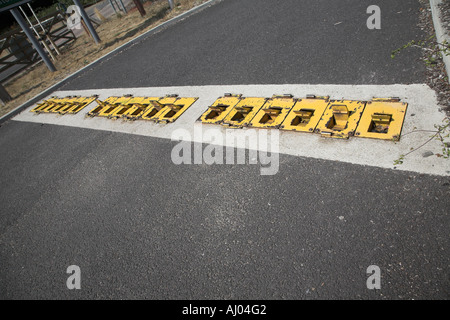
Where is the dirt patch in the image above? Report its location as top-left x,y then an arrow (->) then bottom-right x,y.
0,0 -> 210,117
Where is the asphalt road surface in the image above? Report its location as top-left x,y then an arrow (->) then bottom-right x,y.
0,0 -> 448,301
63,0 -> 425,89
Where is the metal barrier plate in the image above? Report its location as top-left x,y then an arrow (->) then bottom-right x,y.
32,93 -> 408,143
222,97 -> 267,128
96,96 -> 134,118
152,96 -> 198,123
355,98 -> 407,141
315,100 -> 366,139
50,97 -> 80,114
107,96 -> 150,120
120,97 -> 160,120
141,98 -> 166,121
280,96 -> 329,132
31,97 -> 64,113
200,94 -> 242,125
248,95 -> 296,129
31,96 -> 96,114
60,96 -> 97,114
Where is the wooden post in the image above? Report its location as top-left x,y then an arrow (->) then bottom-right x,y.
132,0 -> 146,17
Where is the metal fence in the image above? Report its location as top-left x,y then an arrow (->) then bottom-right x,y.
0,11 -> 76,82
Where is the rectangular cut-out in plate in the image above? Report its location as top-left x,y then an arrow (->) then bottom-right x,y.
31,97 -> 64,113
106,96 -> 154,120
200,94 -> 242,125
315,100 -> 366,139
120,97 -> 161,120
88,96 -> 132,118
141,98 -> 166,121
355,98 -> 407,141
152,96 -> 198,123
280,96 -> 329,132
31,96 -> 97,115
222,97 -> 267,128
60,96 -> 97,114
88,97 -> 121,117
98,96 -> 134,118
248,95 -> 296,129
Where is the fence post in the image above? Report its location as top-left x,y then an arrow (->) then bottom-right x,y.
117,0 -> 127,13
132,0 -> 146,17
9,7 -> 56,72
73,0 -> 101,44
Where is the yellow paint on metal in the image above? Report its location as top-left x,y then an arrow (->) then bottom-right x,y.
248,95 -> 296,129
57,97 -> 84,113
31,100 -> 52,113
200,94 -> 242,125
221,97 -> 267,128
355,98 -> 407,141
31,97 -> 63,113
120,97 -> 159,120
60,96 -> 97,114
42,97 -> 68,113
31,96 -> 96,114
280,96 -> 329,132
107,96 -> 149,119
96,96 -> 133,118
141,98 -> 165,121
53,97 -> 80,114
152,96 -> 198,123
87,96 -> 121,117
315,100 -> 366,139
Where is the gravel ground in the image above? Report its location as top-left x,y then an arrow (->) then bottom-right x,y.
438,0 -> 450,36
417,0 -> 450,114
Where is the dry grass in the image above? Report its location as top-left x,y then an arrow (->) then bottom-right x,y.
0,0 -> 209,117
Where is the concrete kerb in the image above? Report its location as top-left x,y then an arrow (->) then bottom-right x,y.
430,0 -> 450,83
0,0 -> 223,125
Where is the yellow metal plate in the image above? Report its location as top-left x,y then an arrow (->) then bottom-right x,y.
52,97 -> 80,114
31,100 -> 52,113
222,97 -> 267,128
141,98 -> 165,121
87,97 -> 121,117
248,95 -> 295,129
355,99 -> 407,141
31,97 -> 64,113
61,96 -> 97,114
152,97 -> 198,123
107,96 -> 150,119
97,96 -> 133,118
31,96 -> 96,115
280,97 -> 329,132
315,100 -> 366,139
200,94 -> 242,125
120,97 -> 160,120
43,97 -> 69,113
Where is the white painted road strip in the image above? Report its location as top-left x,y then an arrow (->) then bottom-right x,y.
12,84 -> 450,176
